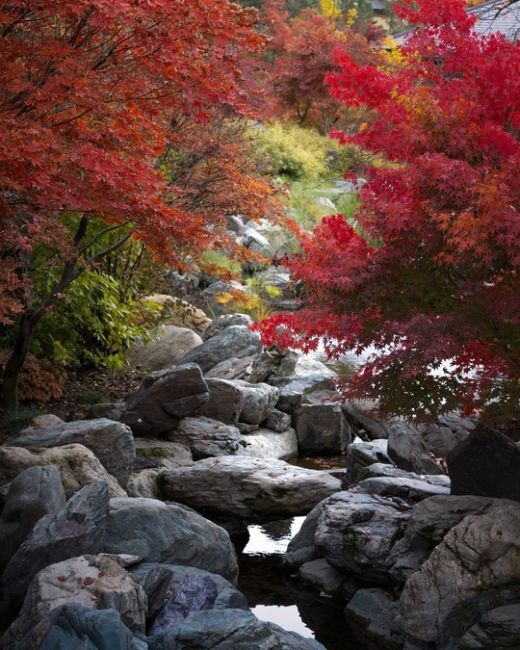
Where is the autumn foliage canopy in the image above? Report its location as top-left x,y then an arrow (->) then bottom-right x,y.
257,0 -> 520,419
0,0 -> 263,325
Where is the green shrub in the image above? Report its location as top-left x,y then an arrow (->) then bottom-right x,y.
31,270 -> 147,370
253,121 -> 363,182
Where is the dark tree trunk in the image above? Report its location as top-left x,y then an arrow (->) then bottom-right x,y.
1,313 -> 40,412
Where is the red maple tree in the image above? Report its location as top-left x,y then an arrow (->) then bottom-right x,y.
257,0 -> 520,421
0,0 -> 263,409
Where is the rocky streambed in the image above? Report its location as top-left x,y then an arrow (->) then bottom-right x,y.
1,313 -> 520,648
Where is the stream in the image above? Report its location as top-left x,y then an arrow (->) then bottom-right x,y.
236,457 -> 369,650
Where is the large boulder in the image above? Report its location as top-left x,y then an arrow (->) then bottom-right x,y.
389,494 -> 499,585
122,363 -> 209,437
6,603 -> 147,650
455,602 -> 520,649
10,418 -> 135,488
238,428 -> 298,460
357,462 -> 451,487
235,380 -> 279,425
2,555 -> 147,647
342,401 -> 391,440
130,563 -> 247,637
447,424 -> 520,502
150,608 -> 326,649
387,420 -> 444,475
0,465 -> 65,571
0,481 -> 109,625
399,500 -> 520,645
158,456 -> 341,522
193,378 -> 245,425
345,439 -> 391,485
314,491 -> 412,584
202,314 -> 253,341
284,502 -> 324,570
345,588 -> 403,650
167,417 -> 240,459
295,395 -> 351,456
0,444 -> 125,498
131,325 -> 203,371
101,497 -> 238,583
175,326 -> 262,374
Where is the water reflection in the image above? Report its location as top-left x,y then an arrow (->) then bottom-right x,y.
239,515 -> 368,650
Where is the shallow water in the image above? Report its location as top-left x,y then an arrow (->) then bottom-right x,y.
238,515 -> 369,649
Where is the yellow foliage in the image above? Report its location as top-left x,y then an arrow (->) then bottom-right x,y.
321,0 -> 342,19
381,35 -> 404,67
346,7 -> 358,26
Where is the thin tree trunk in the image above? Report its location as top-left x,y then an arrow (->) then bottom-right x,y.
1,313 -> 40,412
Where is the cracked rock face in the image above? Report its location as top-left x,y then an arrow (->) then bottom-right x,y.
399,501 -> 520,644
2,555 -> 147,647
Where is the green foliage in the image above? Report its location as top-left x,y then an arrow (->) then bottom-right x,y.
31,270 -> 146,370
253,121 -> 365,183
200,250 -> 242,277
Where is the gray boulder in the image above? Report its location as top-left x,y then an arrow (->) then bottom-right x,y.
235,380 -> 279,425
132,325 -> 203,371
296,396 -> 351,456
134,439 -> 193,470
448,424 -> 520,502
151,608 -> 326,649
122,364 -> 209,437
101,497 -> 238,583
11,418 -> 135,487
387,420 -> 444,475
345,588 -> 403,649
297,558 -> 346,597
175,326 -> 261,374
0,465 -> 65,571
314,491 -> 412,584
158,456 -> 341,522
263,409 -> 292,432
167,417 -> 240,459
202,314 -> 253,341
399,501 -> 520,645
6,603 -> 147,650
0,481 -> 109,625
451,600 -> 520,649
127,469 -> 161,498
204,356 -> 255,381
130,563 -> 247,636
193,379 -> 245,425
284,502 -> 324,570
356,475 -> 450,502
343,401 -> 391,440
346,439 -> 390,485
389,494 -> 500,585
238,428 -> 298,460
2,555 -> 147,647
358,462 -> 451,487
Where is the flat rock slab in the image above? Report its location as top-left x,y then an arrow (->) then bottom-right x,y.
158,456 -> 341,522
356,475 -> 450,502
101,497 -> 238,584
11,418 -> 135,487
